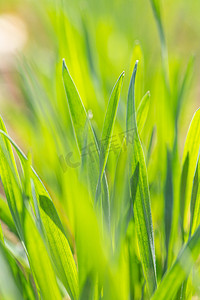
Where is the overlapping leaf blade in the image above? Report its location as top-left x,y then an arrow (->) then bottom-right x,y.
0,126 -> 79,300
0,243 -> 22,300
126,61 -> 157,295
181,108 -> 200,235
98,71 -> 124,182
151,225 -> 200,300
0,197 -> 17,236
136,91 -> 150,134
190,158 -> 200,235
23,208 -> 62,300
0,118 -> 23,237
164,149 -> 173,271
62,59 -> 110,226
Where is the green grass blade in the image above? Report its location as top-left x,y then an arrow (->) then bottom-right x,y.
0,222 -> 3,242
181,108 -> 200,236
149,0 -> 169,89
0,117 -> 23,238
0,243 -> 22,300
62,59 -> 110,226
126,61 -> 157,296
180,153 -> 189,242
1,240 -> 35,299
151,225 -> 200,300
23,208 -> 62,300
146,126 -> 156,165
39,195 -> 79,300
190,158 -> 200,235
0,129 -> 79,300
136,91 -> 150,134
175,57 -> 194,123
164,149 -> 173,271
0,197 -> 17,236
62,59 -> 99,195
98,71 -> 124,183
62,59 -> 92,151
126,61 -> 138,132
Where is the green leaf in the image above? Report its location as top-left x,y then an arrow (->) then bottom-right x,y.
62,59 -> 110,227
151,225 -> 200,300
164,149 -> 173,271
0,197 -> 18,236
149,0 -> 169,89
23,208 -> 62,300
181,108 -> 200,235
0,222 -> 3,243
180,153 -> 189,242
79,273 -> 98,300
1,240 -> 35,299
98,71 -> 124,182
0,242 -> 22,300
190,158 -> 200,235
97,71 -> 124,199
0,129 -> 79,300
39,195 -> 79,300
0,117 -> 23,238
175,56 -> 194,123
146,126 -> 156,165
126,61 -> 157,296
62,59 -> 98,192
136,91 -> 150,134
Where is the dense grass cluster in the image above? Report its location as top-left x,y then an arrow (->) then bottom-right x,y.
1,0 -> 200,299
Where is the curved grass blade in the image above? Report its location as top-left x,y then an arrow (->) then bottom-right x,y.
0,222 -> 3,242
146,126 -> 156,165
39,195 -> 79,300
1,240 -> 35,300
0,129 -> 79,300
181,108 -> 200,236
97,71 -> 124,198
136,91 -> 150,134
130,41 -> 144,108
180,153 -> 189,242
175,56 -> 194,124
163,149 -> 173,272
126,61 -> 157,296
23,208 -> 62,300
190,158 -> 200,236
111,142 -> 131,246
0,243 -> 22,300
149,0 -> 169,89
79,273 -> 98,300
62,59 -> 110,227
151,225 -> 200,300
0,197 -> 18,236
0,117 -> 23,238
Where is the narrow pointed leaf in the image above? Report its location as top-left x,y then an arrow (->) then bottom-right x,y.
0,197 -> 18,236
0,117 -> 23,238
190,158 -> 200,235
62,59 -> 100,194
0,128 -> 79,300
0,243 -> 22,300
126,61 -> 157,295
181,108 -> 200,233
136,91 -> 150,133
98,71 -> 124,181
62,59 -> 110,226
164,149 -> 173,271
23,209 -> 62,300
151,225 -> 200,300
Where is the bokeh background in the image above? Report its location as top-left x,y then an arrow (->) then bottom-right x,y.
0,0 -> 200,293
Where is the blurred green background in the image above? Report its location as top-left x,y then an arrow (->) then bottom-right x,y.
0,0 -> 200,297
